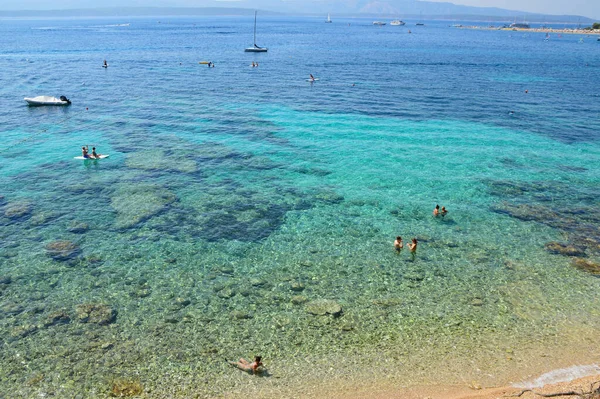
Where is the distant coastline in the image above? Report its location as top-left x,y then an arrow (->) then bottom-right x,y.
460,25 -> 600,35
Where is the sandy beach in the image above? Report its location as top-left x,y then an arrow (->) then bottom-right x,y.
329,374 -> 600,399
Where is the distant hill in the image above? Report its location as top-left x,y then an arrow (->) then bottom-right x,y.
0,4 -> 593,24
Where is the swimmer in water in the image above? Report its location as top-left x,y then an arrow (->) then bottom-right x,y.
394,236 -> 403,251
433,204 -> 440,217
408,238 -> 417,260
230,356 -> 263,375
441,206 -> 448,217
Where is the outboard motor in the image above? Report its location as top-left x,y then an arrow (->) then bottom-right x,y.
60,96 -> 71,104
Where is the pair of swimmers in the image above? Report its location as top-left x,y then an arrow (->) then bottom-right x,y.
394,237 -> 417,252
251,61 -> 259,67
81,146 -> 101,159
433,204 -> 448,217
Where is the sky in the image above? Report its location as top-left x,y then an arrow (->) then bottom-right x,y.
1,0 -> 598,20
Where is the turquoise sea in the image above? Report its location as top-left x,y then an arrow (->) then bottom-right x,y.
1,16 -> 600,398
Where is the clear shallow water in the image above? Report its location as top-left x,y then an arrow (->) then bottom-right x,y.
1,16 -> 600,398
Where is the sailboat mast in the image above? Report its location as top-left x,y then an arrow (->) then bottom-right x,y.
254,11 -> 257,45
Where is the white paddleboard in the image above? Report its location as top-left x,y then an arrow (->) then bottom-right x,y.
102,64 -> 109,68
74,155 -> 109,160
307,78 -> 320,82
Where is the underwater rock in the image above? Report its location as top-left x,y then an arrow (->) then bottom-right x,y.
218,265 -> 234,275
4,201 -> 33,219
290,282 -> 305,292
0,275 -> 11,285
130,288 -> 151,298
291,295 -> 308,305
10,324 -> 38,339
85,254 -> 104,265
471,298 -> 484,307
126,150 -> 197,173
1,302 -> 24,316
403,271 -> 425,282
231,310 -> 252,320
544,242 -> 585,257
217,288 -> 235,299
29,211 -> 60,226
306,299 -> 343,317
174,298 -> 191,308
250,278 -> 266,287
75,303 -> 116,325
295,166 -> 332,176
110,183 -> 176,229
45,311 -> 71,327
314,190 -> 344,204
101,342 -> 114,350
67,221 -> 89,234
110,379 -> 143,397
45,240 -> 80,261
490,202 -> 549,222
571,258 -> 600,275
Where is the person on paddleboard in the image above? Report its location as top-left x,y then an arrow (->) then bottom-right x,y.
82,146 -> 90,159
91,147 -> 100,159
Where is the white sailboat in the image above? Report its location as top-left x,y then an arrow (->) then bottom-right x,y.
326,13 -> 332,23
245,11 -> 267,53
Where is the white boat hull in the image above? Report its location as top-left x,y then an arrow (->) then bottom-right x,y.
24,96 -> 70,106
245,47 -> 268,52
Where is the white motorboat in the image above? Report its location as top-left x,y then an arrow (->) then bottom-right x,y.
24,96 -> 71,106
373,21 -> 386,26
390,20 -> 405,26
245,11 -> 268,52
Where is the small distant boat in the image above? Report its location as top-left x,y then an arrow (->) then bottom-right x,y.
510,22 -> 530,29
245,11 -> 267,53
416,22 -> 425,26
326,13 -> 332,23
390,20 -> 405,26
451,24 -> 463,28
24,96 -> 71,106
373,21 -> 386,26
